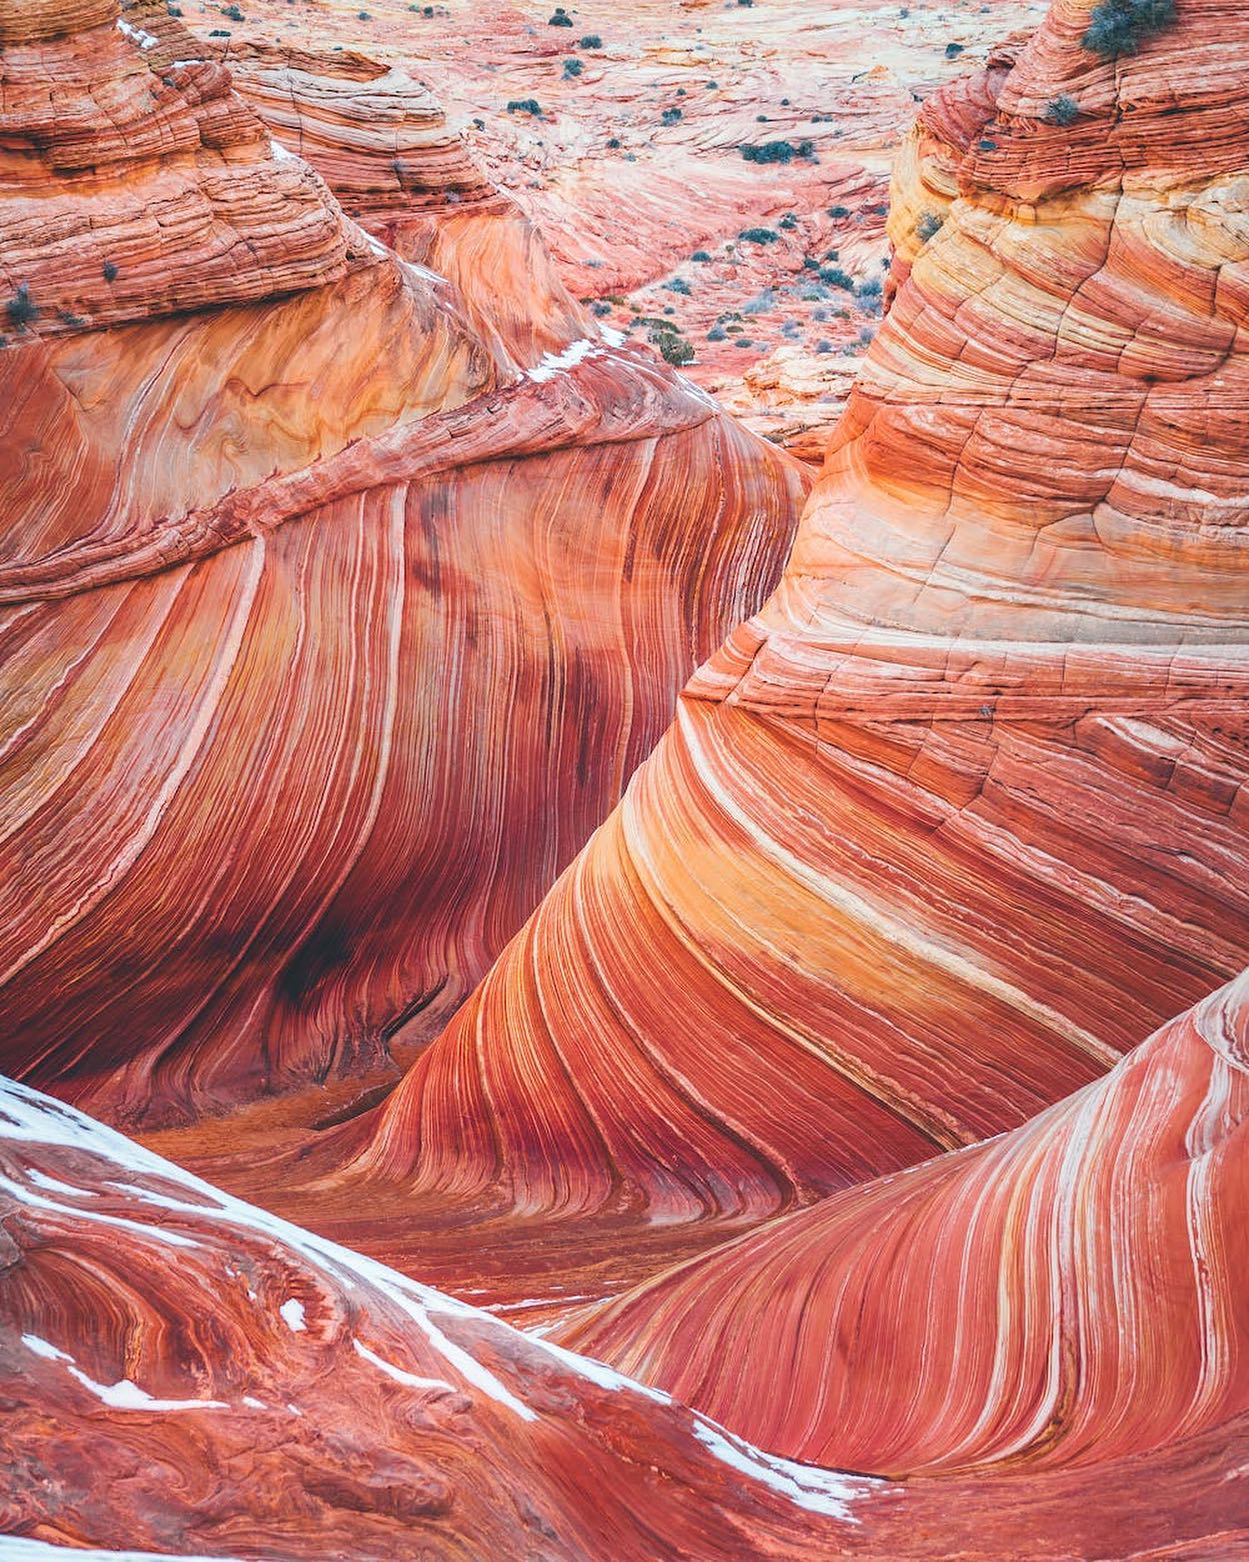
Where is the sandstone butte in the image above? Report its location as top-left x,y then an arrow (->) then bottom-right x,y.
213,0 -> 1249,1309
4,0 -> 1249,1557
0,0 -> 808,1128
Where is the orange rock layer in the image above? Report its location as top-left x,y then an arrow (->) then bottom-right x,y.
0,4 -> 807,1126
5,1072 -> 1248,1560
287,0 -> 1249,1308
0,1078 -> 879,1559
560,970 -> 1249,1478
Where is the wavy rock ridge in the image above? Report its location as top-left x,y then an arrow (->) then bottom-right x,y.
560,969 -> 1249,1478
269,0 -> 1249,1312
11,1070 -> 1244,1561
0,2 -> 806,1127
0,1077 -> 876,1559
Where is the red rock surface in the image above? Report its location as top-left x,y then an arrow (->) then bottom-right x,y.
0,1 -> 807,1127
223,0 -> 1249,1318
560,969 -> 1249,1474
6,0 -> 1249,1556
0,1077 -> 881,1558
9,1075 -> 1249,1560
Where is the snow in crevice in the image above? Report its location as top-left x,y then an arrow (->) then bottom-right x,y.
278,1297 -> 306,1333
0,1540 -> 246,1562
22,1335 -> 226,1413
116,17 -> 158,49
353,1338 -> 456,1393
0,1077 -> 874,1519
526,337 -> 600,382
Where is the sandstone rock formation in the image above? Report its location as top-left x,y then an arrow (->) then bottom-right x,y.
0,1 -> 806,1127
262,0 -> 1249,1312
5,1069 -> 1247,1560
0,1076 -> 877,1559
559,968 -> 1249,1476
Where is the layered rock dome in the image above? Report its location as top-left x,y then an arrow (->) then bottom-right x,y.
560,969 -> 1249,1477
0,0 -> 807,1126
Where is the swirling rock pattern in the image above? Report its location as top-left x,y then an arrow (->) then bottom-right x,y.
118,3 -> 589,372
560,970 -> 1249,1480
6,1075 -> 1249,1560
0,1077 -> 879,1559
265,0 -> 1249,1313
0,6 -> 807,1126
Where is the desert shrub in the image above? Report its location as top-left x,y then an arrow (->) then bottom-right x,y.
223,3 -> 244,18
917,210 -> 944,241
662,107 -> 682,124
828,204 -> 850,218
606,136 -> 620,147
740,140 -> 815,165
739,227 -> 779,244
665,277 -> 692,294
1082,0 -> 1175,55
857,277 -> 883,297
706,324 -> 726,341
548,6 -> 573,23
563,57 -> 582,77
945,41 -> 964,57
658,334 -> 694,365
591,300 -> 611,316
818,265 -> 853,290
507,98 -> 543,116
102,260 -> 119,282
779,211 -> 798,229
692,250 -> 712,261
1044,94 -> 1079,125
6,284 -> 38,328
579,33 -> 601,47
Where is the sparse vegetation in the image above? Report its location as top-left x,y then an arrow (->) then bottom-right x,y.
691,250 -> 712,262
818,266 -> 854,290
506,98 -> 543,116
739,227 -> 780,244
102,260 -> 119,282
579,33 -> 601,47
1082,0 -> 1175,56
658,334 -> 694,365
6,284 -> 38,329
1043,94 -> 1080,126
661,107 -> 682,125
828,204 -> 850,218
222,3 -> 244,19
665,277 -> 692,294
548,5 -> 573,23
563,57 -> 582,77
945,41 -> 964,58
706,324 -> 726,341
740,139 -> 815,164
779,212 -> 798,230
917,210 -> 944,241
